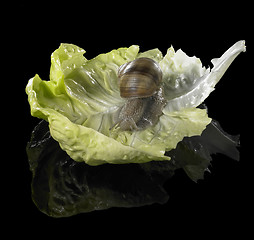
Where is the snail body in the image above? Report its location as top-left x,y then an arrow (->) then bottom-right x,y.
113,57 -> 166,131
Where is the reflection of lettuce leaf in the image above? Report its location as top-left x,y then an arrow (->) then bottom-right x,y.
27,121 -> 172,217
26,117 -> 240,217
167,119 -> 240,182
26,41 -> 245,165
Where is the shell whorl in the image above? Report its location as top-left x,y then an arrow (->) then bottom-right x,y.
118,57 -> 162,98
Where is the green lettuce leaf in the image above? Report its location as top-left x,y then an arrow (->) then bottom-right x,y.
26,41 -> 245,165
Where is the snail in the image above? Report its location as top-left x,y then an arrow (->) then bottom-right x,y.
112,57 -> 166,131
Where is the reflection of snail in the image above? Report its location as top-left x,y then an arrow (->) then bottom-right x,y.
112,57 -> 166,131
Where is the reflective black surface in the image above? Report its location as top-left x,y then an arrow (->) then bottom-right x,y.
26,110 -> 240,217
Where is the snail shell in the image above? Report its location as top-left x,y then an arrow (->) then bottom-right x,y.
118,57 -> 162,98
111,58 -> 166,131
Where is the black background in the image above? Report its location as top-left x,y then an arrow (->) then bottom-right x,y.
5,2 -> 251,237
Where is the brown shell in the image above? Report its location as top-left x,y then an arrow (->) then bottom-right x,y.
118,57 -> 162,98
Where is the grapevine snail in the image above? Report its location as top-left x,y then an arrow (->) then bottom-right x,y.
112,57 -> 166,131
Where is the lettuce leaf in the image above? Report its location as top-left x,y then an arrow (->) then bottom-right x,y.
26,41 -> 245,165
161,41 -> 246,111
